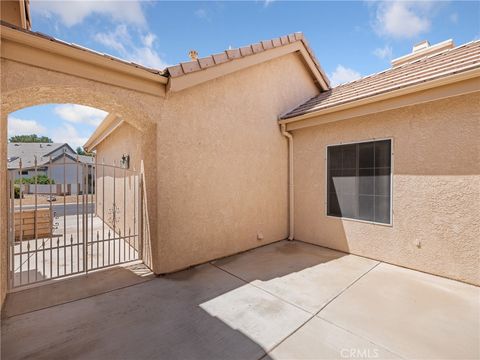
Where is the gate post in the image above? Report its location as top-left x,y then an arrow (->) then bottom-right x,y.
138,172 -> 143,261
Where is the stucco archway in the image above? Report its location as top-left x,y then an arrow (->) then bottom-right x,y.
1,75 -> 162,299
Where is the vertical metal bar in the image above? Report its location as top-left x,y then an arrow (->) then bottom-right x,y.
96,231 -> 99,266
76,155 -> 80,273
108,230 -> 111,266
131,169 -> 135,262
373,142 -> 376,223
139,172 -> 143,261
69,159 -> 72,275
9,171 -> 15,288
61,151 -> 66,276
95,157 -> 99,269
83,163 -> 88,274
118,229 -> 121,263
113,161 -> 116,264
34,156 -> 38,282
123,165 -> 126,263
102,159 -> 105,267
19,159 -> 23,286
49,156 -> 53,280
90,164 -> 94,270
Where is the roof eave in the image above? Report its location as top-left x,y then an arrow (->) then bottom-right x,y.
279,67 -> 480,125
166,33 -> 330,93
0,22 -> 168,96
84,113 -> 124,152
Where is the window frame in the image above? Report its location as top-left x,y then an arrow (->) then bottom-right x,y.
324,137 -> 394,227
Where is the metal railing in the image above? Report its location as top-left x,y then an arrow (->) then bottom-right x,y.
7,152 -> 142,289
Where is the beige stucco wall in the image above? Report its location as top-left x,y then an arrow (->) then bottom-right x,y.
155,52 -> 319,273
94,122 -> 152,267
292,92 -> 480,285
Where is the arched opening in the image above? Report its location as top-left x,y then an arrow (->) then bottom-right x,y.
0,72 -> 160,304
4,102 -> 147,289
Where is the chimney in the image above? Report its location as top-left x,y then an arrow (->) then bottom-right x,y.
188,50 -> 198,61
391,39 -> 455,67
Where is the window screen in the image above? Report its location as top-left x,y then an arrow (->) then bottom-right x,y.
327,139 -> 391,224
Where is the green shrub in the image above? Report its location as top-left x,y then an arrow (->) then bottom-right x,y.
14,185 -> 21,199
15,175 -> 54,185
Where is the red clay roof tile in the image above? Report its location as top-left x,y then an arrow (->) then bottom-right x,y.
212,52 -> 228,64
181,60 -> 201,74
163,32 -> 329,88
198,56 -> 215,69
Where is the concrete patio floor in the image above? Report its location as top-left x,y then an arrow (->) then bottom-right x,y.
2,240 -> 479,360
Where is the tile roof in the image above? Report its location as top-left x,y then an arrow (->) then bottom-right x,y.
281,40 -> 480,120
2,21 -> 329,89
166,32 -> 330,87
8,143 -> 94,169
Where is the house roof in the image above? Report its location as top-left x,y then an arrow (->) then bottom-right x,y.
281,39 -> 480,120
8,143 -> 94,169
166,32 -> 330,89
1,21 -> 329,92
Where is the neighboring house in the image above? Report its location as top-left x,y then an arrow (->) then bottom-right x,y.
7,142 -> 94,194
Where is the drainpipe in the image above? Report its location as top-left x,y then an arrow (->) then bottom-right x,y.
281,124 -> 294,241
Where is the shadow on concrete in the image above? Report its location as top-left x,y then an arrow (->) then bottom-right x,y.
2,261 -> 278,360
3,263 -> 153,318
212,239 -> 347,282
12,269 -> 47,288
1,241 -> 377,360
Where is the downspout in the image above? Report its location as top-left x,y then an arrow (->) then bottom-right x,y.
281,124 -> 294,241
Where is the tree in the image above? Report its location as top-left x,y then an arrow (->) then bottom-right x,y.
9,134 -> 53,143
76,146 -> 94,157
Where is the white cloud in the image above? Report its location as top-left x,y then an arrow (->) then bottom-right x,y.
94,24 -> 129,53
8,117 -> 47,136
142,33 -> 156,48
33,1 -> 168,70
194,8 -> 210,20
329,65 -> 362,86
450,12 -> 459,24
51,123 -> 89,149
373,44 -> 393,60
31,0 -> 146,27
94,25 -> 169,69
373,1 -> 436,38
54,104 -> 108,127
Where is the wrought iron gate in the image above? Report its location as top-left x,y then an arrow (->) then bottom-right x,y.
7,153 -> 143,289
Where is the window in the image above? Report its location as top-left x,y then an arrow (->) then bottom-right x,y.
327,139 -> 392,224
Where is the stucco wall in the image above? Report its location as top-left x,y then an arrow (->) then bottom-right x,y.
292,92 -> 480,285
156,52 -> 319,273
95,121 -> 154,268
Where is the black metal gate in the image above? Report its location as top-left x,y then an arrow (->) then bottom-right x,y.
7,153 -> 142,289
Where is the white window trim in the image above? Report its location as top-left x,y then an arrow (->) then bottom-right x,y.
324,137 -> 394,227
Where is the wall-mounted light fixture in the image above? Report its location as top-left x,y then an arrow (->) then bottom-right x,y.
120,154 -> 130,169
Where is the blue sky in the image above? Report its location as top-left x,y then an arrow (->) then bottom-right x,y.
9,0 -> 480,148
